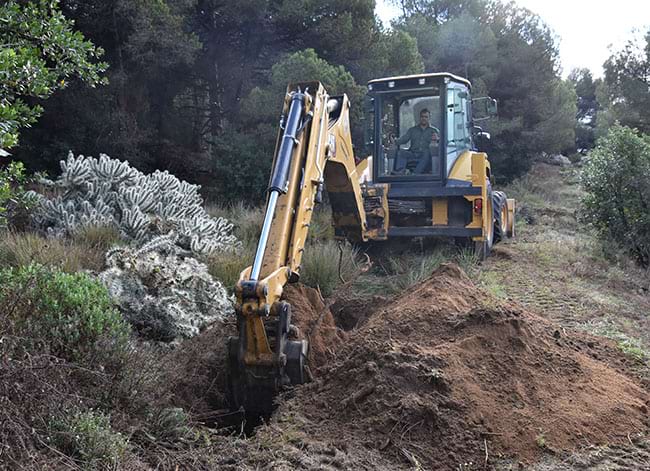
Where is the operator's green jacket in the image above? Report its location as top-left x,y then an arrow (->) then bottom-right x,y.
396,125 -> 440,153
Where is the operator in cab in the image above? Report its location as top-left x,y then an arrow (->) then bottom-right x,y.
391,108 -> 440,175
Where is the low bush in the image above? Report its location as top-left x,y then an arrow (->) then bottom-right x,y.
581,125 -> 650,266
49,410 -> 128,469
0,264 -> 130,363
0,161 -> 38,230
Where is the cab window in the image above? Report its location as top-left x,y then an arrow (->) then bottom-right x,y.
446,84 -> 471,175
377,89 -> 442,179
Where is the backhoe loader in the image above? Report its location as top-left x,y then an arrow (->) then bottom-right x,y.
228,73 -> 515,415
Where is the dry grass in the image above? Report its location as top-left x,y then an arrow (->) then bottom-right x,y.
0,226 -> 121,273
300,240 -> 361,296
205,203 -> 338,292
204,244 -> 256,292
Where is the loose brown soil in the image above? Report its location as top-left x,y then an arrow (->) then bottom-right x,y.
283,284 -> 346,370
269,264 -> 649,470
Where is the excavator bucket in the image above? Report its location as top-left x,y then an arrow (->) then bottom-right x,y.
227,302 -> 308,416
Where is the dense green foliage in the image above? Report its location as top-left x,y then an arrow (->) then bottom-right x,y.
582,125 -> 650,267
5,0 -> 646,198
11,0 -> 579,196
601,30 -> 650,134
392,1 -> 577,179
0,264 -> 130,362
568,68 -> 600,152
0,0 -> 107,150
569,29 -> 650,151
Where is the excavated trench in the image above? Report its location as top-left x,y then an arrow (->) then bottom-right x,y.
169,264 -> 649,468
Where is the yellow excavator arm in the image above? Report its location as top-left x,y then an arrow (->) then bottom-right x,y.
228,82 -> 368,415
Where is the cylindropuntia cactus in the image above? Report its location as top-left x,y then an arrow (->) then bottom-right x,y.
31,152 -> 241,256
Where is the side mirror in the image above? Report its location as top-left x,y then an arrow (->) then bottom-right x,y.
472,125 -> 491,151
472,97 -> 498,120
487,98 -> 497,116
474,131 -> 492,152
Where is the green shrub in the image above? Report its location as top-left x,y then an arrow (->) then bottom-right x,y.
581,125 -> 650,266
0,264 -> 130,362
0,161 -> 38,230
49,410 -> 128,469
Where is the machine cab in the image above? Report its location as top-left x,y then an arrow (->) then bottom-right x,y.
364,73 -> 477,184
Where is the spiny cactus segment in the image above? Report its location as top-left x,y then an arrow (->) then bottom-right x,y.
99,235 -> 234,341
31,152 -> 241,255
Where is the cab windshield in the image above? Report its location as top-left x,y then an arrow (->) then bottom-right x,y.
377,89 -> 442,179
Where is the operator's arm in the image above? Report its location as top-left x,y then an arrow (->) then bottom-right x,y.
395,127 -> 412,146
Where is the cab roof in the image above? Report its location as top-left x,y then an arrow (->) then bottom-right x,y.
367,72 -> 471,92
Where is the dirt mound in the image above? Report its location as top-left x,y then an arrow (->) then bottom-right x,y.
276,264 -> 649,470
283,284 -> 346,369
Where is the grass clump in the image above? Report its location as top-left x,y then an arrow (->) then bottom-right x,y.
205,244 -> 255,293
206,202 -> 263,247
0,263 -> 130,362
301,240 -> 360,296
49,410 -> 128,469
591,321 -> 649,363
477,271 -> 508,298
455,247 -> 480,274
71,224 -> 121,251
0,227 -> 120,272
386,249 -> 449,293
205,203 -> 339,292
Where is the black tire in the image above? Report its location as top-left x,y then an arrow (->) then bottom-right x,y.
493,191 -> 507,243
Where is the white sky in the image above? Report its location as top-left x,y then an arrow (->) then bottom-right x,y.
376,0 -> 650,78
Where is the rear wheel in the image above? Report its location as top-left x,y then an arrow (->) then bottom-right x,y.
493,191 -> 508,243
